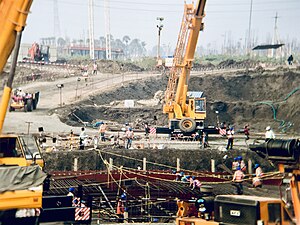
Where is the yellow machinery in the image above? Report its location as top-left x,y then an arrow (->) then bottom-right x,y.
0,0 -> 46,222
0,2 -> 92,224
0,0 -> 33,131
175,139 -> 300,225
0,133 -> 44,167
163,0 -> 207,133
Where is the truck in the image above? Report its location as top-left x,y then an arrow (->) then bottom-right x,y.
0,1 -> 91,224
9,89 -> 40,112
163,0 -> 207,133
175,138 -> 299,225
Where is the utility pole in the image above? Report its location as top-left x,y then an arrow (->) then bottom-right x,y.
53,0 -> 61,44
104,0 -> 112,60
156,17 -> 164,60
272,12 -> 280,58
88,0 -> 95,60
247,0 -> 253,56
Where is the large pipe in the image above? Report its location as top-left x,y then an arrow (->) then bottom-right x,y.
249,139 -> 300,165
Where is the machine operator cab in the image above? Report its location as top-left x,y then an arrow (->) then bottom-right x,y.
0,134 -> 44,168
169,91 -> 206,133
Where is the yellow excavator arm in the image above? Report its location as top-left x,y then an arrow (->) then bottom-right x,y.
0,0 -> 33,132
0,0 -> 33,72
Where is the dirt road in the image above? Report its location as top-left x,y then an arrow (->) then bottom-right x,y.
2,72 -> 160,134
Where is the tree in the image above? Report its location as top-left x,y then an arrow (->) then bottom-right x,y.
122,35 -> 131,45
99,36 -> 106,48
57,37 -> 66,47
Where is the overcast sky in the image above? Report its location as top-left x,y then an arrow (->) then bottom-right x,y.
22,0 -> 300,51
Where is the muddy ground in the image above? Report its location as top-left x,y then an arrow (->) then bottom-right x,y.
2,60 -> 299,174
59,66 -> 300,134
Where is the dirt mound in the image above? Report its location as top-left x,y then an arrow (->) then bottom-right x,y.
67,59 -> 145,73
60,67 -> 300,134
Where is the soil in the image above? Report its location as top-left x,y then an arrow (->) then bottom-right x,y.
1,60 -> 300,173
58,66 -> 300,134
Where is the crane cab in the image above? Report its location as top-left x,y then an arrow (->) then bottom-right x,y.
0,134 -> 44,168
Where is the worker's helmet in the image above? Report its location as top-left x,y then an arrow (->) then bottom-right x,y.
236,166 -> 241,170
129,128 -> 132,131
237,156 -> 242,160
69,187 -> 75,192
266,126 -> 271,131
192,176 -> 195,180
234,157 -> 238,161
254,164 -> 260,169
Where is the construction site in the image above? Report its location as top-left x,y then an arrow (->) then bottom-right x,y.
0,0 -> 300,225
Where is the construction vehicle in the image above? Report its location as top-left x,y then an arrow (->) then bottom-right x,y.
27,42 -> 50,62
163,0 -> 207,133
175,138 -> 299,225
9,89 -> 40,112
0,1 -> 91,224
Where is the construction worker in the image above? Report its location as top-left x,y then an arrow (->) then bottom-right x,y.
232,166 -> 245,195
252,164 -> 263,188
232,157 -> 239,171
99,123 -> 108,142
237,156 -> 247,172
244,125 -> 250,141
116,198 -> 125,222
190,176 -> 202,191
67,187 -> 75,200
93,62 -> 98,74
125,127 -> 134,149
79,127 -> 88,150
287,54 -> 293,65
226,127 -> 234,150
265,126 -> 275,141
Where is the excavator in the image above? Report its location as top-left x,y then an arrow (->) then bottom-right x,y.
163,0 -> 207,133
0,1 -> 91,224
175,138 -> 299,225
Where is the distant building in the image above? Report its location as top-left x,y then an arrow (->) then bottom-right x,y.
64,45 -> 124,60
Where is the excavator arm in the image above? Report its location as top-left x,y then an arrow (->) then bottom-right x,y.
0,0 -> 33,132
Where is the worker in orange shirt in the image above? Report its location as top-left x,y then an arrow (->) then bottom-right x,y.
116,198 -> 125,222
232,166 -> 245,195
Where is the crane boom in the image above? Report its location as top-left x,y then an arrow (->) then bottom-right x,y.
163,0 -> 207,133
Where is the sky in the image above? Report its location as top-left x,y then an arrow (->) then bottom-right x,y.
22,0 -> 300,52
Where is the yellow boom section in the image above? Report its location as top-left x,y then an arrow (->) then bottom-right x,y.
163,0 -> 206,119
0,0 -> 33,73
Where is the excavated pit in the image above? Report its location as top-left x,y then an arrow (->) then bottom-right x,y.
60,68 -> 300,134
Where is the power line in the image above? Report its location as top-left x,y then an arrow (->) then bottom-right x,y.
45,0 -> 300,14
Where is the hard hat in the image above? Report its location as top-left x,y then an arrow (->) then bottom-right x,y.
129,128 -> 132,131
236,166 -> 241,170
234,157 -> 238,161
237,156 -> 242,160
266,126 -> 271,131
254,164 -> 260,169
69,187 -> 75,192
192,176 -> 195,180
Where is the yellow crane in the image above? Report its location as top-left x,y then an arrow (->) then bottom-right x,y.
163,0 -> 207,133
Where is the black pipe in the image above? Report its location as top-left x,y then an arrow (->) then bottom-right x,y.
249,139 -> 300,164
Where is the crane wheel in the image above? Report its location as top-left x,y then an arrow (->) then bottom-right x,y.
179,118 -> 196,133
